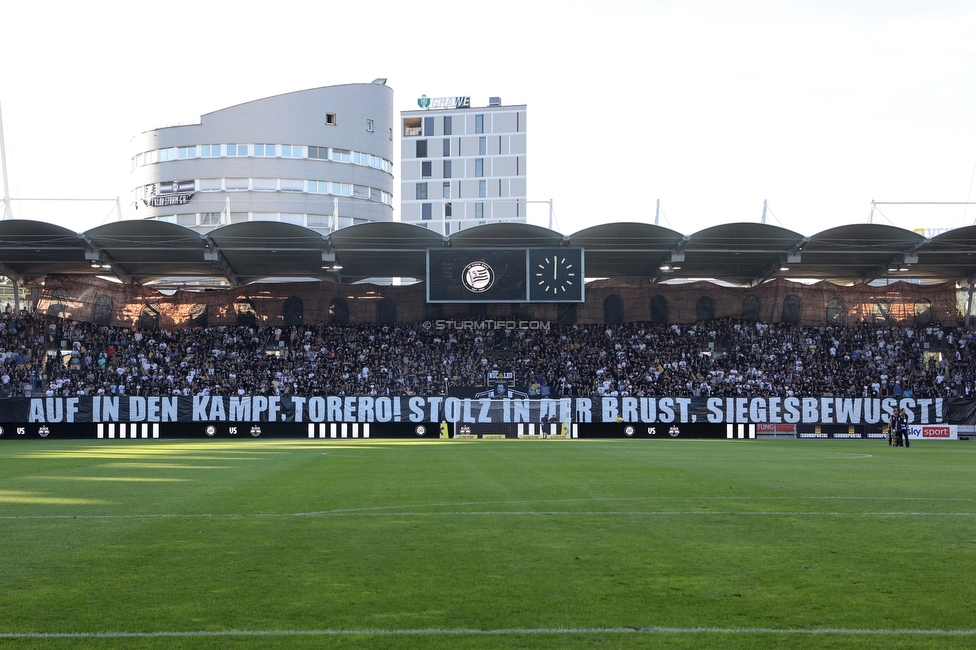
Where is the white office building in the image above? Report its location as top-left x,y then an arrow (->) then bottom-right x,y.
400,97 -> 526,234
130,82 -> 395,232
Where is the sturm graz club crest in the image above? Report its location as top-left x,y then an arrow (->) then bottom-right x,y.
461,261 -> 495,293
417,94 -> 431,109
415,425 -> 427,436
624,425 -> 635,436
205,425 -> 216,437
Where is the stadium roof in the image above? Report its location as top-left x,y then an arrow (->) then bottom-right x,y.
1,218 -> 975,288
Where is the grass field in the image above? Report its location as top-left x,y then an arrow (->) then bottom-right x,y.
1,438 -> 975,649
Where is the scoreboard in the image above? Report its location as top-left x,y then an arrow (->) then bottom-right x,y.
427,248 -> 584,303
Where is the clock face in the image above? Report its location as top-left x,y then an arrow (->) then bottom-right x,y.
529,249 -> 583,301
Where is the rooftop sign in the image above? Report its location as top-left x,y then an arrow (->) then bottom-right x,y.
417,94 -> 471,110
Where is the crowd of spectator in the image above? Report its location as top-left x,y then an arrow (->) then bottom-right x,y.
0,310 -> 973,400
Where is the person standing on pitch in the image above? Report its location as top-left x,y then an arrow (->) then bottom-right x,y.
898,408 -> 910,448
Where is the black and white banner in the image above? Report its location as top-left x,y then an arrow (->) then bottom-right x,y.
0,395 -> 953,425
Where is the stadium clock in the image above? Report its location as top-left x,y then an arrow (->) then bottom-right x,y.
528,248 -> 584,302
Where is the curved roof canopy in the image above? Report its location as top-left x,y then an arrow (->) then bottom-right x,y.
1,219 -> 975,288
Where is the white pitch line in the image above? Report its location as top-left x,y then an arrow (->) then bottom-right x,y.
2,510 -> 975,521
1,626 -> 975,639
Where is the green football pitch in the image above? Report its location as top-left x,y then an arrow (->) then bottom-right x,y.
1,438 -> 974,649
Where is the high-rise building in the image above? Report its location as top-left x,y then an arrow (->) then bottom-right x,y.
130,81 -> 394,232
400,96 -> 526,234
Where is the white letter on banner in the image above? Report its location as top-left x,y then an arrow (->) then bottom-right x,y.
45,398 -> 63,422
575,398 -> 593,423
129,397 -> 146,422
445,398 -> 462,422
706,398 -> 723,423
66,398 -> 79,423
268,397 -> 281,422
308,397 -> 326,422
783,397 -> 800,423
229,397 -> 251,421
290,397 -> 305,422
462,399 -> 475,422
602,397 -> 619,423
802,398 -> 819,423
640,398 -> 656,422
161,397 -> 178,422
864,399 -> 881,424
559,398 -> 573,423
252,396 -> 268,420
478,399 -> 492,422
375,397 -> 392,422
427,397 -> 444,422
358,397 -> 374,422
146,397 -> 160,422
408,397 -> 425,422
835,398 -> 861,424
675,398 -> 691,423
658,398 -> 675,423
749,398 -> 766,422
916,398 -> 933,424
192,396 -> 209,421
327,396 -> 343,421
735,398 -> 749,423
819,397 -> 834,423
29,399 -> 45,422
767,397 -> 782,423
208,397 -> 226,421
622,397 -> 638,422
342,397 -> 356,422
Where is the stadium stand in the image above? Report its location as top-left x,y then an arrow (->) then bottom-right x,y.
1,311 -> 967,400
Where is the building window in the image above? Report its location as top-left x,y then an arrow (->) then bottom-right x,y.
479,136 -> 487,155
475,114 -> 484,133
445,202 -> 452,217
325,113 -> 336,126
227,143 -> 247,156
421,203 -> 432,220
253,144 -> 275,156
308,146 -> 328,159
332,149 -> 350,163
416,183 -> 428,200
443,182 -> 450,199
479,180 -> 487,197
281,145 -> 303,158
475,158 -> 484,177
416,139 -> 427,158
178,146 -> 196,159
201,212 -> 222,225
422,161 -> 432,178
475,202 -> 484,218
201,144 -> 221,157
366,119 -> 374,132
403,117 -> 421,136
443,160 -> 452,178
424,116 -> 434,136
443,116 -> 452,135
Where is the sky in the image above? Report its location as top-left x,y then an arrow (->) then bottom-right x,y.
2,0 -> 976,237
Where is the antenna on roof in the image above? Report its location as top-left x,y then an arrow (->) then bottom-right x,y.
761,199 -> 768,224
655,199 -> 660,226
